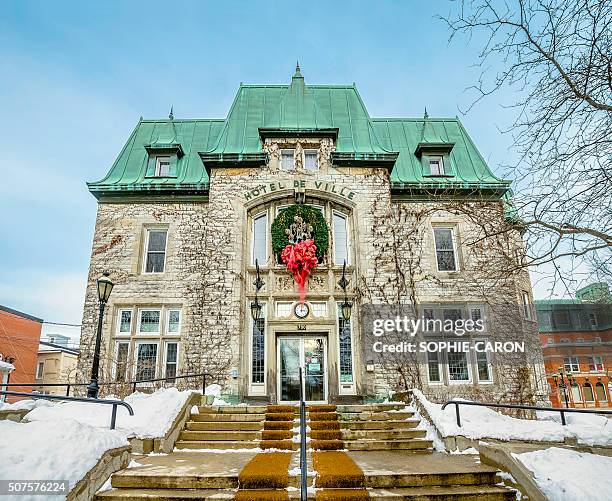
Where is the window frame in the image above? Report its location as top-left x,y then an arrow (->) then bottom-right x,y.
137,308 -> 162,335
133,341 -> 159,382
588,356 -> 604,372
426,350 -> 443,385
280,149 -> 295,171
428,155 -> 445,176
563,356 -> 580,373
303,149 -> 319,171
337,302 -> 356,394
446,350 -> 472,384
433,226 -> 459,272
36,361 -> 45,379
166,309 -> 181,335
163,341 -> 179,380
142,228 -> 168,274
522,291 -> 533,320
113,341 -> 131,382
154,155 -> 172,177
332,210 -> 350,266
116,308 -> 133,336
583,382 -> 595,402
251,211 -> 268,266
249,302 -> 267,393
474,341 -> 493,383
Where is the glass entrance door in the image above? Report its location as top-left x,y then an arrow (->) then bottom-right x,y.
278,336 -> 327,402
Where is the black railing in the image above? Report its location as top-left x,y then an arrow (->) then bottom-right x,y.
442,400 -> 612,427
299,367 -> 307,501
1,372 -> 213,397
0,390 -> 134,430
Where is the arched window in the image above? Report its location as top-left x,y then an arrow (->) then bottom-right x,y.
596,382 -> 607,402
583,382 -> 595,402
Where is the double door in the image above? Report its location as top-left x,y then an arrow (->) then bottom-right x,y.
277,336 -> 327,403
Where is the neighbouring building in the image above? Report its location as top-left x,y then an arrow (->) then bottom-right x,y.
0,305 -> 43,402
536,283 -> 612,408
78,66 -> 544,404
34,338 -> 80,396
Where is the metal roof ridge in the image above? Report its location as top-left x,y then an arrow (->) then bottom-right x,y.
140,118 -> 225,123
372,117 -> 460,122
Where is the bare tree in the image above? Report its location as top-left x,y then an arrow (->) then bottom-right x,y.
444,0 -> 612,294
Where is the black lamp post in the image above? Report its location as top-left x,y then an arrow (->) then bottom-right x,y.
250,259 -> 265,322
338,260 -> 352,321
552,366 -> 573,408
87,271 -> 114,398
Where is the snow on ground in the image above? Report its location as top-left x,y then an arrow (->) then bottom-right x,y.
413,389 -> 612,446
0,419 -> 128,500
25,387 -> 195,439
0,398 -> 53,412
514,447 -> 612,501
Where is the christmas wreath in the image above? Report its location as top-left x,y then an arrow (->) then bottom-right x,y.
271,205 -> 329,302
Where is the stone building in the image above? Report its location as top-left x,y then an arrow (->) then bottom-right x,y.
78,67 -> 545,404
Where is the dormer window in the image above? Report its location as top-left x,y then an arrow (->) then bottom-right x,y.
429,156 -> 444,175
281,150 -> 295,171
304,150 -> 318,170
155,156 -> 171,177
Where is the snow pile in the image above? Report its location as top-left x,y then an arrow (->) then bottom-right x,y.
0,419 -> 128,497
25,387 -> 194,439
205,383 -> 232,406
413,389 -> 612,446
0,399 -> 53,412
514,447 -> 612,501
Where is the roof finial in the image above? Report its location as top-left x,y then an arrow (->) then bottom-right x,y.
293,61 -> 303,79
424,107 -> 429,120
169,106 -> 174,120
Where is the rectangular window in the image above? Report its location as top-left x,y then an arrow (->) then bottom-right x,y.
252,317 -> 265,384
476,348 -> 492,382
311,302 -> 328,317
135,343 -> 158,381
429,156 -> 444,175
115,342 -> 130,382
447,351 -> 470,381
427,351 -> 441,383
470,307 -> 482,322
276,302 -> 292,317
588,313 -> 598,327
564,356 -> 580,373
588,356 -> 604,372
522,292 -> 532,319
144,229 -> 167,273
36,361 -> 44,379
433,228 -> 457,271
333,212 -> 349,265
281,150 -> 295,171
304,150 -> 318,170
118,309 -> 132,334
252,213 -> 268,265
338,305 -> 354,383
165,342 -> 178,381
155,156 -> 171,177
139,309 -> 161,333
167,310 -> 181,333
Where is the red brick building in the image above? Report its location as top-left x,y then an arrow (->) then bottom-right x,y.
536,284 -> 612,408
0,305 -> 43,402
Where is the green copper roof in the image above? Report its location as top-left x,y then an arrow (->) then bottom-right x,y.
88,68 -> 509,199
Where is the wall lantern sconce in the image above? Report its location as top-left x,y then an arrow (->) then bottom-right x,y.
250,259 -> 265,322
338,260 -> 352,321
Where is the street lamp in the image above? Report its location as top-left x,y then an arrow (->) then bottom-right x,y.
552,366 -> 573,408
87,271 -> 114,398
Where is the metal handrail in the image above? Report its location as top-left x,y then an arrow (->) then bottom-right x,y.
1,372 -> 213,397
442,400 -> 612,427
299,367 -> 307,501
0,390 -> 134,430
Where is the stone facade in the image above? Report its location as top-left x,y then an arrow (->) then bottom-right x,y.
79,137 -> 546,404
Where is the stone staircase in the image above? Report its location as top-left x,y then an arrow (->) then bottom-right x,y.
97,403 -> 517,500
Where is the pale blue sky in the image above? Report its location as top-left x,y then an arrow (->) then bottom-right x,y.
0,0 -> 536,324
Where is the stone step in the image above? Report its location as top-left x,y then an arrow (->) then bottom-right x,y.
197,405 -> 268,414
362,470 -> 499,489
342,429 -> 427,440
186,421 -> 263,431
174,440 -> 261,450
335,404 -> 407,412
111,473 -> 239,490
329,485 -> 515,500
338,411 -> 414,421
344,439 -> 433,451
190,413 -> 265,422
96,488 -> 235,500
342,419 -> 421,430
179,430 -> 262,441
